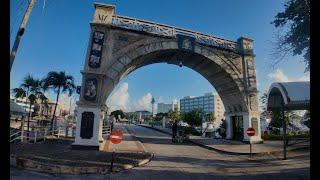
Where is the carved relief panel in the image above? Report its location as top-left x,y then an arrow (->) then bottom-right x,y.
88,31 -> 105,68
83,77 -> 98,102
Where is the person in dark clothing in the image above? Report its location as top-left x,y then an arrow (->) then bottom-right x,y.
172,121 -> 178,142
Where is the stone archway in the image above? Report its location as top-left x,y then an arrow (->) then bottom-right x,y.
72,3 -> 262,150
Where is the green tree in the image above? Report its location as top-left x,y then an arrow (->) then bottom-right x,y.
182,109 -> 202,127
44,71 -> 75,131
271,0 -> 310,71
155,112 -> 168,121
111,110 -> 126,121
302,110 -> 310,128
205,112 -> 216,122
126,112 -> 138,123
167,109 -> 181,123
260,91 -> 272,120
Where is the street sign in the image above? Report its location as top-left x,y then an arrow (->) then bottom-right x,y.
246,127 -> 255,137
246,127 -> 255,158
108,130 -> 123,144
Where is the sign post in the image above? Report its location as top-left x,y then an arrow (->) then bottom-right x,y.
246,127 -> 255,158
107,130 -> 123,172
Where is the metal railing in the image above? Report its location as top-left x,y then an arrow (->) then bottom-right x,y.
10,126 -> 61,143
102,124 -> 111,135
110,15 -> 238,51
10,130 -> 23,142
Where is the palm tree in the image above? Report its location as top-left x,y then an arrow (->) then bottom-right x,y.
12,87 -> 27,100
44,71 -> 75,132
21,74 -> 37,98
12,75 -> 45,137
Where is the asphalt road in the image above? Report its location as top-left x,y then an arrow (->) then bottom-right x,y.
10,124 -> 310,180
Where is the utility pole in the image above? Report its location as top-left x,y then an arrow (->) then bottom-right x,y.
10,0 -> 37,71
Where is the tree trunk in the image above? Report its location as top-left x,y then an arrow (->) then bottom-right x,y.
50,86 -> 61,132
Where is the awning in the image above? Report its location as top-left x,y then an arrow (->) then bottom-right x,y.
266,81 -> 310,111
10,99 -> 27,115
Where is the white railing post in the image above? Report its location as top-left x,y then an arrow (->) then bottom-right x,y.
58,127 -> 60,138
20,131 -> 23,142
34,130 -> 37,143
44,128 -> 47,141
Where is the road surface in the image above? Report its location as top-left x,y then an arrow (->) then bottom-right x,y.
11,124 -> 310,180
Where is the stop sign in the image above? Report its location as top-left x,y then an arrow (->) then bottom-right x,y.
246,127 -> 255,137
108,130 -> 123,144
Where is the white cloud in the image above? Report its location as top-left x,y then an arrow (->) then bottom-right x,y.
267,69 -> 291,82
106,82 -> 130,112
267,68 -> 309,82
157,96 -> 164,103
57,93 -> 72,112
131,93 -> 153,112
298,75 -> 310,81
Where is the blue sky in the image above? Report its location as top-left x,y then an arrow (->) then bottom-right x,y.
10,0 -> 309,112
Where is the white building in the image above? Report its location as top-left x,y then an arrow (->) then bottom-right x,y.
157,101 -> 180,113
11,97 -> 35,113
180,92 -> 225,120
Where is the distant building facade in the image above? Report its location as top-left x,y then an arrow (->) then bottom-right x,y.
10,97 -> 68,118
157,101 -> 180,113
135,110 -> 152,120
180,92 -> 225,120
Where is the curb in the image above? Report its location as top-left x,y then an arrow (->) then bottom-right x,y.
138,124 -> 310,156
124,125 -> 148,153
137,124 -> 172,136
10,152 -> 153,174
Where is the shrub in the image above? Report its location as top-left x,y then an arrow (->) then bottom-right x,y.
183,126 -> 200,136
262,133 -> 310,140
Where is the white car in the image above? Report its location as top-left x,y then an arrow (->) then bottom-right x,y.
178,121 -> 189,127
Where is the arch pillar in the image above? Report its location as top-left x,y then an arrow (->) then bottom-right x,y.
72,105 -> 103,150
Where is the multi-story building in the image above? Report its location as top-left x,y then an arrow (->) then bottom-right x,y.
10,97 -> 68,118
135,110 -> 152,120
157,101 -> 180,113
180,92 -> 225,120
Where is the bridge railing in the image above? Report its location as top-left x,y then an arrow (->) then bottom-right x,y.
111,15 -> 238,51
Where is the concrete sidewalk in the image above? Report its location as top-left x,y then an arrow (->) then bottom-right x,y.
100,123 -> 147,153
138,124 -> 309,155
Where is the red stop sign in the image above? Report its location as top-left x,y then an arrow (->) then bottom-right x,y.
108,130 -> 123,144
246,127 -> 255,136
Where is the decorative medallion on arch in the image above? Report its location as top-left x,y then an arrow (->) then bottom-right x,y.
177,35 -> 195,52
84,77 -> 98,101
88,31 -> 105,68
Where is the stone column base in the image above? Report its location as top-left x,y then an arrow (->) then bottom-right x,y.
71,144 -> 99,150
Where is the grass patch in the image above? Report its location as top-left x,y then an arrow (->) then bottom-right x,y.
262,133 -> 310,140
